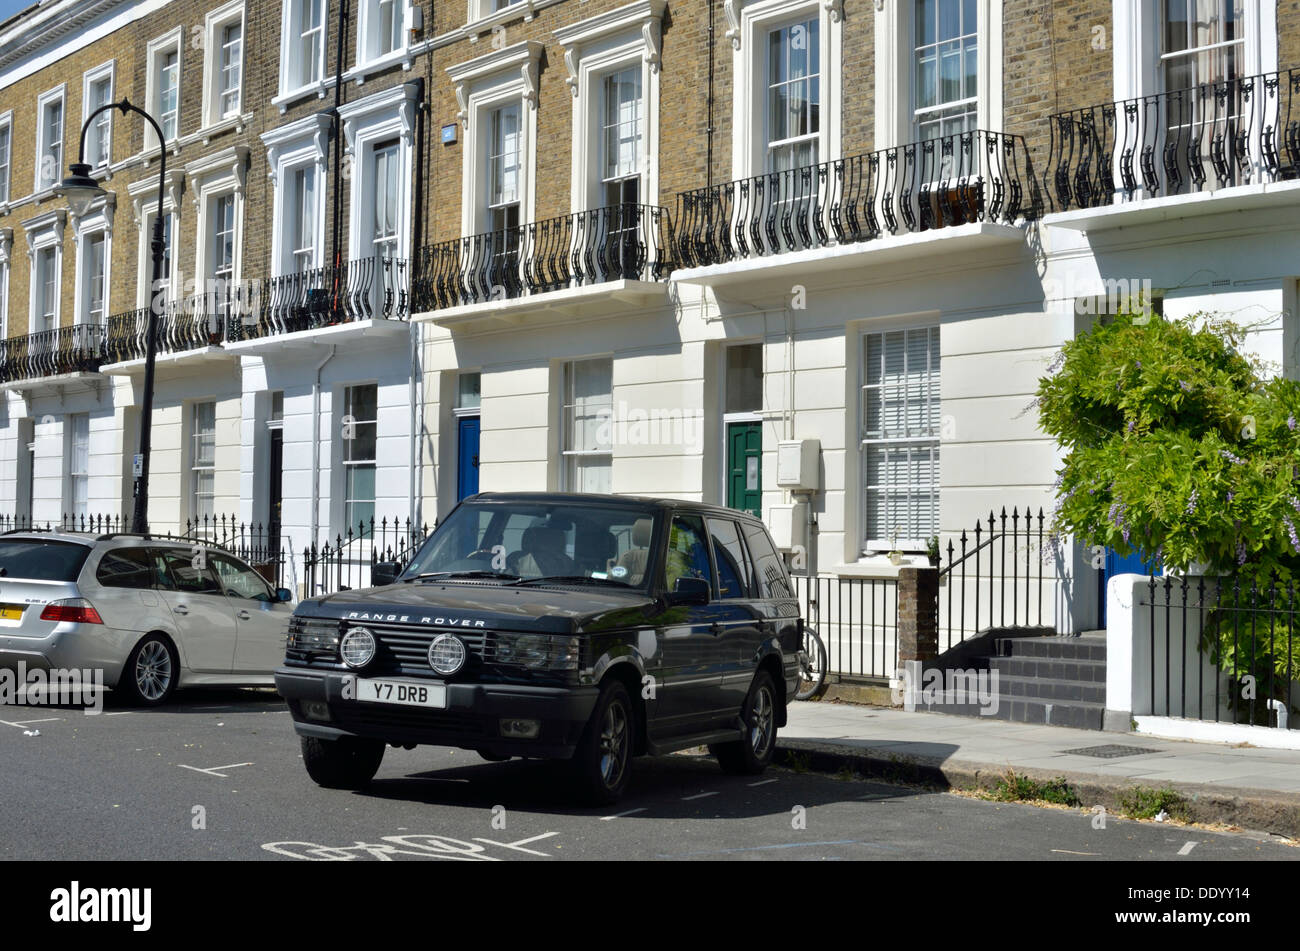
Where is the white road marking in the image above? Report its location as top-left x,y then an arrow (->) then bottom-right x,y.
748,778 -> 778,787
600,807 -> 647,821
105,712 -> 133,716
7,717 -> 61,726
1178,841 -> 1198,856
179,762 -> 253,778
1050,849 -> 1100,856
682,791 -> 719,801
472,831 -> 559,856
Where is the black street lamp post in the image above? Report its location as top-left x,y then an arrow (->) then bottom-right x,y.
58,98 -> 168,535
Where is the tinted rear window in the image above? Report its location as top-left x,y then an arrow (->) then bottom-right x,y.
0,540 -> 92,582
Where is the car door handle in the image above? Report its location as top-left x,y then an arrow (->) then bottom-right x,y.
173,604 -> 189,615
710,622 -> 722,636
237,610 -> 251,620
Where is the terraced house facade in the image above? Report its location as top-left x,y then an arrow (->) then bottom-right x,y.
0,0 -> 1298,648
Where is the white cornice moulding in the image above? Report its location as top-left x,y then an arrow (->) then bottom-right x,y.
337,81 -> 422,151
0,228 -> 13,266
21,208 -> 66,262
261,112 -> 335,184
554,0 -> 667,96
447,40 -> 545,127
126,169 -> 185,223
183,145 -> 250,206
726,0 -> 843,49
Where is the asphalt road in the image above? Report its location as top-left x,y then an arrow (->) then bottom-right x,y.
1,689 -> 1295,862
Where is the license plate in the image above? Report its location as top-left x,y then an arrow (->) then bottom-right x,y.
0,604 -> 23,621
355,678 -> 447,709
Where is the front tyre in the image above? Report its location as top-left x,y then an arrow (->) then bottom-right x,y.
301,736 -> 385,790
710,671 -> 778,775
570,680 -> 634,804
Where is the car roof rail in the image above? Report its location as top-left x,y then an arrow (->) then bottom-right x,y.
2,526 -> 55,535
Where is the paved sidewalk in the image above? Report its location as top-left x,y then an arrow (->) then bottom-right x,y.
778,701 -> 1300,837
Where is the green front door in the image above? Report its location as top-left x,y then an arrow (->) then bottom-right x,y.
726,421 -> 762,517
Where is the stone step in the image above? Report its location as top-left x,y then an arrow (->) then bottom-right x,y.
996,673 -> 1106,704
993,635 -> 1107,661
988,655 -> 1108,683
934,696 -> 1106,729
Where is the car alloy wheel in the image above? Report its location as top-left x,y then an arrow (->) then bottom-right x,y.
135,639 -> 174,702
748,681 -> 775,758
600,700 -> 629,790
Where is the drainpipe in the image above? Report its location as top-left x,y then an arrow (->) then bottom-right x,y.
310,345 -> 337,550
407,77 -> 426,530
331,0 -> 350,271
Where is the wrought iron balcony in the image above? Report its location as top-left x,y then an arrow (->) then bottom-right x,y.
104,288 -> 243,364
1045,67 -> 1300,212
411,203 -> 672,313
225,256 -> 408,343
0,324 -> 105,384
673,130 -> 1041,269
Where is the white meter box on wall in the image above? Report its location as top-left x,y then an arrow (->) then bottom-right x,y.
776,439 -> 820,491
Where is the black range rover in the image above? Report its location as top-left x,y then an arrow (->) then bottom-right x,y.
274,492 -> 803,803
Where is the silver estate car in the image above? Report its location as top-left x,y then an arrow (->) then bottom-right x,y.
0,531 -> 295,705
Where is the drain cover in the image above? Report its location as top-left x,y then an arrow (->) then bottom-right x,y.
1062,744 -> 1162,759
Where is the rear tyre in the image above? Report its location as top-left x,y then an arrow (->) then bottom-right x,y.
120,634 -> 178,707
301,736 -> 386,790
710,671 -> 778,775
795,629 -> 828,701
570,680 -> 634,805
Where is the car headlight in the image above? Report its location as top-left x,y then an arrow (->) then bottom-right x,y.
493,633 -> 581,670
286,616 -> 342,656
340,627 -> 377,668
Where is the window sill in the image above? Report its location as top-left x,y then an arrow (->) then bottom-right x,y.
193,113 -> 253,145
344,49 -> 414,85
272,78 -> 339,114
464,0 -> 538,42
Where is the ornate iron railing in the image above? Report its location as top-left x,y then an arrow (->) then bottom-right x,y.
411,203 -> 672,312
673,130 -> 1042,269
0,324 -> 105,383
104,287 -> 244,364
1046,67 -> 1300,212
226,256 -> 408,342
303,516 -> 433,597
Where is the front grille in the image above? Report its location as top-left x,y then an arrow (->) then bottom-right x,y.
355,623 -> 489,676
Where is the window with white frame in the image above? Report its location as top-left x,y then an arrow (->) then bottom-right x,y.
860,327 -> 940,551
730,1 -> 840,180
484,103 -> 522,287
766,16 -> 820,171
362,0 -> 405,62
208,192 -> 236,316
33,245 -> 58,333
36,89 -> 64,191
0,117 -> 11,203
191,402 -> 217,523
371,141 -> 400,262
341,383 -> 377,529
84,67 -> 114,169
67,414 -> 90,519
1161,0 -> 1242,91
291,166 -> 318,271
913,0 -> 978,141
155,44 -> 181,142
285,0 -> 327,93
220,22 -> 243,115
0,237 -> 10,339
561,357 -> 613,493
144,210 -> 175,305
600,67 -> 643,207
81,231 -> 107,325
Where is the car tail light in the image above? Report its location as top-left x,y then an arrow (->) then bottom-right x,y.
40,599 -> 104,625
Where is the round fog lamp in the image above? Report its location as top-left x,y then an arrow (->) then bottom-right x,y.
428,633 -> 467,675
340,627 -> 376,668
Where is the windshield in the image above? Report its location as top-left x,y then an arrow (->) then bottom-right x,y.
0,539 -> 92,582
401,501 -> 659,588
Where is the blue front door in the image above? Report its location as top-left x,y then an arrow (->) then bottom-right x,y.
457,415 -> 480,500
1101,548 -> 1162,626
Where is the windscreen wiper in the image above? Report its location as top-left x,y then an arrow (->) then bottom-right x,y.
509,575 -> 633,587
404,570 -> 522,583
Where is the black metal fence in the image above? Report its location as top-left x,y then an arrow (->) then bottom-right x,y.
0,324 -> 105,383
225,256 -> 409,342
1046,66 -> 1300,212
674,130 -> 1042,269
794,574 -> 899,681
303,516 -> 433,598
1142,575 -> 1298,731
104,287 -> 244,363
937,507 -> 1052,650
411,203 -> 672,312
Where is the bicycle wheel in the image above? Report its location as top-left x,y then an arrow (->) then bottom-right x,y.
795,628 -> 828,700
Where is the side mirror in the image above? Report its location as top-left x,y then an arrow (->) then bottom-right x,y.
667,576 -> 711,606
275,588 -> 293,603
371,562 -> 401,587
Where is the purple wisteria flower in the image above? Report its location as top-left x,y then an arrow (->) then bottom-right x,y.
1284,518 -> 1300,553
1227,491 -> 1235,502
1289,415 -> 1297,432
1179,380 -> 1192,392
1220,450 -> 1246,465
1127,420 -> 1135,433
1236,541 -> 1248,566
1185,489 -> 1198,515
